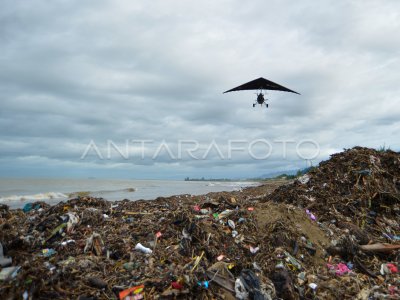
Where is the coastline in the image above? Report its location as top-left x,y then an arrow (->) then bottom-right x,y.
0,179 -> 262,209
0,147 -> 399,299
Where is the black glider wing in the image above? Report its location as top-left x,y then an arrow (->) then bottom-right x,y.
223,77 -> 300,95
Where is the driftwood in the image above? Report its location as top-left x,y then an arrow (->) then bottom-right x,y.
359,243 -> 400,253
327,243 -> 400,255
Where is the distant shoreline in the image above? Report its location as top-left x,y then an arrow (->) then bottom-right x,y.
184,177 -> 250,182
0,179 -> 262,209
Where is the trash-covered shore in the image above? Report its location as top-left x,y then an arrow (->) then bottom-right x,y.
0,147 -> 399,299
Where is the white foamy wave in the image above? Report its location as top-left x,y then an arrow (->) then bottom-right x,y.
206,181 -> 259,188
0,192 -> 68,202
226,182 -> 260,187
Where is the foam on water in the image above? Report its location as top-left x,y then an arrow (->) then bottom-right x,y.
0,179 -> 260,209
0,192 -> 68,202
206,181 -> 259,188
0,189 -> 137,205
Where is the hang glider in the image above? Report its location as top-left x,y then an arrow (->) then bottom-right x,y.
223,77 -> 300,108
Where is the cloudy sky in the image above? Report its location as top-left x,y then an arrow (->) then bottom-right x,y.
1,0 -> 399,179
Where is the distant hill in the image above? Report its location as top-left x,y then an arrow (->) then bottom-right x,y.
260,167 -> 314,179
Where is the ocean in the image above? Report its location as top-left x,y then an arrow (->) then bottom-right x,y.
0,178 -> 259,209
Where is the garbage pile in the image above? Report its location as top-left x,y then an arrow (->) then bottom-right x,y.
266,146 -> 400,298
0,147 -> 398,299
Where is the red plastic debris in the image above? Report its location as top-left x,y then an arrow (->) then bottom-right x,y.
171,281 -> 184,290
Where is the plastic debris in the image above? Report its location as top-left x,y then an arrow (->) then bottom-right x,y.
238,269 -> 269,300
134,243 -> 152,254
206,262 -> 235,292
171,281 -> 184,289
0,242 -> 12,267
309,282 -> 318,290
284,251 -> 302,270
380,263 -> 398,275
346,261 -> 354,270
84,232 -> 104,256
43,222 -> 67,245
44,261 -> 56,272
235,277 -> 249,299
297,272 -> 306,285
355,169 -> 371,175
0,266 -> 21,281
298,174 -> 310,184
66,212 -> 79,232
227,219 -> 235,229
218,209 -> 234,219
23,203 -> 33,213
197,281 -> 209,289
327,263 -> 351,276
305,209 -> 316,221
41,248 -> 57,257
123,262 -> 136,271
119,285 -> 144,300
250,245 -> 260,254
61,239 -> 75,246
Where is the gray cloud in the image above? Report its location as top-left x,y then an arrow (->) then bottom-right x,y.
0,0 -> 399,179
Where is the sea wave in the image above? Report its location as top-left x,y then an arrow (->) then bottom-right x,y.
68,187 -> 136,198
94,187 -> 136,195
67,191 -> 91,198
0,187 -> 136,203
206,181 -> 259,187
0,192 -> 68,202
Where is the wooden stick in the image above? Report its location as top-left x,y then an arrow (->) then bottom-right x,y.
359,243 -> 400,253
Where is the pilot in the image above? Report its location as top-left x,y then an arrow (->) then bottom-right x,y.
257,93 -> 264,104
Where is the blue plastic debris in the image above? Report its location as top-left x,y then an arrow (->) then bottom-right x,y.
23,203 -> 33,213
197,281 -> 209,289
346,262 -> 354,270
42,248 -> 57,257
